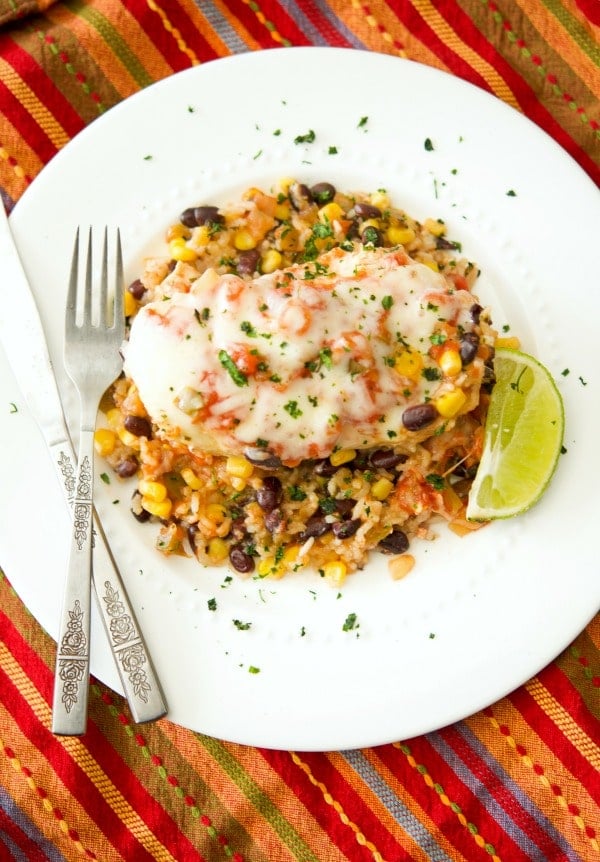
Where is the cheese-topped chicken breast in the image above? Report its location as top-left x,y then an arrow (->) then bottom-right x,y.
123,245 -> 485,466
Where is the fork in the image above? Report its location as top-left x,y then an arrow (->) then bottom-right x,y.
52,228 -> 125,735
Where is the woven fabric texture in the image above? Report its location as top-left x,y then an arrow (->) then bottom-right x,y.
0,2 -> 598,861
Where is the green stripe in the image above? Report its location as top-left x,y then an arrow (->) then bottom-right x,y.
197,734 -> 320,862
71,0 -> 154,90
539,0 -> 600,66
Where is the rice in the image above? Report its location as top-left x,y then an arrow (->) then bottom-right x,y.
96,179 -> 495,586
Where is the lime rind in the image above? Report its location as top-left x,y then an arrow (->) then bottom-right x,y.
466,348 -> 564,521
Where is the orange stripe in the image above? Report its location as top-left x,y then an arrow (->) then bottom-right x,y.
512,0 -> 600,95
0,57 -> 70,149
0,706 -> 123,862
560,0 -> 600,39
46,1 -> 173,94
0,642 -> 178,862
183,0 -> 232,56
524,678 -> 600,768
411,0 -> 520,107
470,707 -> 599,857
587,616 -> 600,651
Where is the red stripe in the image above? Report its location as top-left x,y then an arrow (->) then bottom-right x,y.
387,0 -> 600,185
509,677 -> 600,801
574,0 -> 600,25
0,37 -> 85,138
0,614 -> 204,862
376,739 -> 533,862
120,0 -> 195,70
0,807 -> 49,862
259,748 -> 403,861
0,79 -> 58,164
291,0 -> 356,47
536,662 -> 600,748
441,725 -> 562,857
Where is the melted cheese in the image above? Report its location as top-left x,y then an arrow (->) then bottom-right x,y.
123,245 -> 481,465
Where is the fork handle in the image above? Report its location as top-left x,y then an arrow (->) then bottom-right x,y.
51,427 -> 94,735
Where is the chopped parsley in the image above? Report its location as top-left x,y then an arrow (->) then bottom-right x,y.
248,666 -> 261,674
207,598 -> 217,611
289,485 -> 307,501
294,129 -> 316,144
100,472 -> 110,484
240,320 -> 257,337
426,473 -> 445,490
358,116 -> 368,129
284,400 -> 303,419
424,137 -> 434,151
233,619 -> 252,630
382,295 -> 394,311
342,612 -> 359,631
218,350 -> 248,387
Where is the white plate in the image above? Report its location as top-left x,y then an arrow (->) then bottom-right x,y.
1,48 -> 599,751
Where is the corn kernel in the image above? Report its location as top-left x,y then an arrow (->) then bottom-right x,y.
226,456 -> 254,479
275,202 -> 291,221
260,248 -> 283,274
434,388 -> 467,418
257,556 -> 277,578
360,217 -> 381,231
389,554 -> 415,580
181,467 -> 202,490
371,477 -> 394,500
169,237 -> 197,262
208,537 -> 229,563
166,223 -> 190,242
283,544 -> 300,566
421,258 -> 439,272
495,336 -> 521,350
118,427 -> 140,448
329,448 -> 357,467
394,349 -> 424,382
139,479 -> 168,503
94,428 -> 116,458
323,560 -> 347,587
386,226 -> 415,246
191,225 -> 211,248
230,477 -> 247,491
233,229 -> 257,251
423,217 -> 447,237
439,348 -> 462,377
318,201 -> 344,223
124,290 -> 138,318
141,497 -> 172,519
105,408 -> 122,430
205,503 -> 228,523
370,190 -> 389,209
276,177 -> 295,195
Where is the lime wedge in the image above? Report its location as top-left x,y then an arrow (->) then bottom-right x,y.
466,348 -> 564,521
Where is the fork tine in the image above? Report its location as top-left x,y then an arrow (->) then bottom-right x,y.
99,227 -> 109,328
113,228 -> 124,335
66,227 -> 80,322
83,226 -> 93,326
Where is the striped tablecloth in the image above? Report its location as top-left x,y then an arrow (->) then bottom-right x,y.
1,2 -> 598,860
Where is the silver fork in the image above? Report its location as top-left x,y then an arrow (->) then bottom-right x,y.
52,228 -> 125,735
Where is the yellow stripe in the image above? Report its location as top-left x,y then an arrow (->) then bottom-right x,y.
411,0 -> 521,109
524,678 -> 600,769
0,642 -> 177,862
145,0 -> 200,66
511,0 -> 600,96
0,57 -> 70,150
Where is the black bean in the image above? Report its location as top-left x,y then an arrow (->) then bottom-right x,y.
187,524 -> 199,551
369,449 -> 407,470
402,403 -> 438,431
299,516 -> 331,541
127,278 -> 146,301
236,248 -> 260,276
180,205 -> 224,227
354,202 -> 382,220
333,498 -> 357,517
264,509 -> 283,533
310,182 -> 336,204
470,303 -> 483,324
229,517 -> 248,541
229,545 -> 255,574
124,415 -> 152,438
243,447 -> 282,470
459,333 -> 480,365
130,490 -> 150,522
289,182 -> 313,211
332,518 -> 361,539
378,528 -> 409,555
313,458 -> 338,477
361,225 -> 382,247
435,236 -> 460,250
256,476 -> 283,511
116,458 -> 139,478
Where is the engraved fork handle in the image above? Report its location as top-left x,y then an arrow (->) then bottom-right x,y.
48,425 -> 167,731
52,425 -> 94,735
